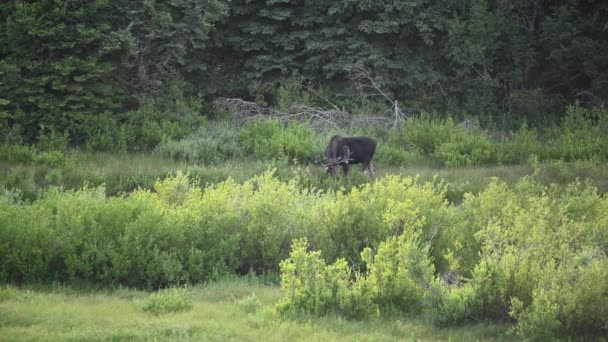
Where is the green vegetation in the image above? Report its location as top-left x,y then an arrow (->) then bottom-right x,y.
276,178 -> 608,339
1,1 -> 607,339
0,278 -> 516,341
2,0 -> 607,145
141,287 -> 194,315
1,164 -> 607,339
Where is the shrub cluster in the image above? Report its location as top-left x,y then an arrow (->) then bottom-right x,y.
238,119 -> 318,162
154,121 -> 244,164
276,178 -> 608,339
0,172 -> 448,289
141,287 -> 193,315
0,144 -> 67,167
1,169 -> 607,339
377,105 -> 608,167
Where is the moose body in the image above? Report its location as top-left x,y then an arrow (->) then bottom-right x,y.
324,135 -> 377,177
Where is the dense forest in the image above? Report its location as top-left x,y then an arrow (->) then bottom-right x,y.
1,0 -> 607,144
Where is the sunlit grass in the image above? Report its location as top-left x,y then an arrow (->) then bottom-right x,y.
2,150 -> 607,204
0,279 -> 516,342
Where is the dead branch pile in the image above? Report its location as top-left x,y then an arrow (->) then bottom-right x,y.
214,65 -> 412,130
213,98 -> 352,130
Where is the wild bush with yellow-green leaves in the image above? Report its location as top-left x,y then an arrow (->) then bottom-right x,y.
1,170 -> 607,339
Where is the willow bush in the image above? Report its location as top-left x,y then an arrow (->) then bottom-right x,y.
1,170 -> 606,338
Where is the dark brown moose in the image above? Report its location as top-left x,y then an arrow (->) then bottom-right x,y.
322,135 -> 377,177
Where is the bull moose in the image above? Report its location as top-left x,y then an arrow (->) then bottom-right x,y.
322,135 -> 377,177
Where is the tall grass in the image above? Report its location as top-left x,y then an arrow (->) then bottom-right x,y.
0,279 -> 516,342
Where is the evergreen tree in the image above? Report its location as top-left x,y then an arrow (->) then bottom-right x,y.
0,0 -> 123,141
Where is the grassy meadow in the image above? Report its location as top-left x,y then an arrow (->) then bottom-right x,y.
0,278 -> 515,342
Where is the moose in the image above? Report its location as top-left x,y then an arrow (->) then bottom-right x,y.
322,135 -> 377,177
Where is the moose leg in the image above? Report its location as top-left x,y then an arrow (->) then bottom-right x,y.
342,163 -> 350,176
363,162 -> 376,178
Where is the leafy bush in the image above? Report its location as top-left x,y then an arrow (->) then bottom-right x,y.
374,128 -> 422,165
434,134 -> 495,167
236,293 -> 261,314
278,233 -> 436,319
239,119 -> 285,160
84,114 -> 128,152
276,238 -> 358,317
2,169 -> 608,339
422,280 -> 480,326
403,115 -> 456,155
281,120 -> 316,162
510,254 -> 608,340
360,233 -> 435,314
141,287 -> 193,315
400,115 -> 496,167
545,105 -> 608,161
0,144 -> 37,163
0,144 -> 66,167
37,127 -> 69,152
239,118 -> 318,162
373,142 -> 415,166
495,124 -> 543,164
467,179 -> 608,332
154,121 -> 243,164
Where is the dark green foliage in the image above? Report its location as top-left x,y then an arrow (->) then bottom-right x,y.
1,0 -> 607,141
0,0 -> 124,142
103,0 -> 230,100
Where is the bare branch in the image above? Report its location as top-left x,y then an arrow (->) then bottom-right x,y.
213,98 -> 350,130
348,64 -> 411,126
348,64 -> 392,103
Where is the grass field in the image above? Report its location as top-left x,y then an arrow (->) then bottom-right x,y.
3,150 -> 607,203
0,277 -> 516,342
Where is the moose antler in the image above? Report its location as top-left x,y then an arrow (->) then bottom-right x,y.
322,146 -> 353,168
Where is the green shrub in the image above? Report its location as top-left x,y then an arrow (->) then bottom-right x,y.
374,143 -> 414,166
84,114 -> 128,152
0,144 -> 37,163
468,179 -> 608,325
278,233 -> 436,319
422,280 -> 480,326
34,150 -> 66,167
316,175 -> 450,268
496,124 -> 543,164
360,233 -> 435,314
141,287 -> 193,315
239,118 -> 318,162
236,293 -> 261,314
83,99 -> 204,152
0,285 -> 19,302
0,145 -> 66,167
281,121 -> 316,162
545,105 -> 608,161
434,131 -> 496,167
239,119 -> 285,160
276,238 -> 356,317
0,123 -> 24,145
401,115 -> 496,167
510,253 -> 608,340
37,127 -> 69,152
403,115 -> 456,155
154,121 -> 243,164
2,169 -> 607,339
